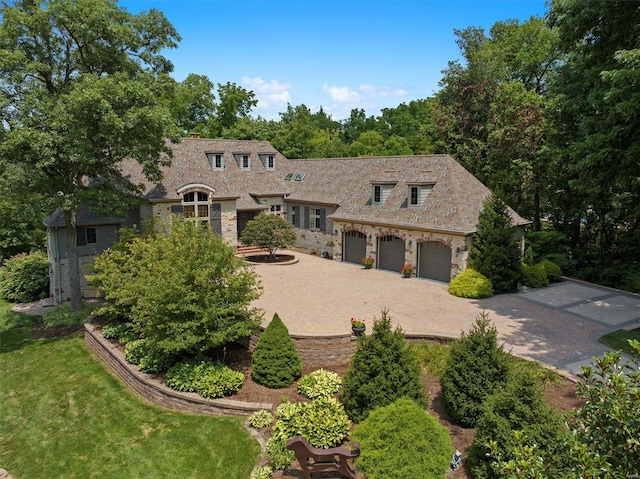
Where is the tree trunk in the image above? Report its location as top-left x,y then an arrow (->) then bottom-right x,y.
64,209 -> 83,312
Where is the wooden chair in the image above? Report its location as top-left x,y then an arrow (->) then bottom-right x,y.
286,435 -> 360,479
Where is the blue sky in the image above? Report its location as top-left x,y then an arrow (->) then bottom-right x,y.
120,0 -> 549,121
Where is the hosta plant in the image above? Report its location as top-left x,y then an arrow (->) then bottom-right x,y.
248,409 -> 274,429
297,369 -> 342,399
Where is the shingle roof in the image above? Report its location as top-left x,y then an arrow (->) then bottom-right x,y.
120,139 -> 290,210
119,139 -> 529,235
285,155 -> 530,234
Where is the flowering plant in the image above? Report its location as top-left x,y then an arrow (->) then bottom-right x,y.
361,257 -> 375,266
401,263 -> 415,274
350,317 -> 365,328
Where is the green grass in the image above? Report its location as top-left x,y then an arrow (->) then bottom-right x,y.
411,341 -> 451,377
411,339 -> 564,386
0,299 -> 260,479
599,328 -> 640,356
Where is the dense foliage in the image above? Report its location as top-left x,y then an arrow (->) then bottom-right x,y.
341,310 -> 428,423
468,372 -> 565,479
266,398 -> 351,469
0,0 -> 182,311
352,398 -> 453,479
90,217 -> 263,357
297,369 -> 342,399
240,213 -> 297,261
448,268 -> 494,298
468,195 -> 522,294
440,312 -> 510,427
165,359 -> 245,399
251,313 -> 302,388
42,303 -> 98,328
0,252 -> 49,303
521,263 -> 550,288
490,341 -> 640,479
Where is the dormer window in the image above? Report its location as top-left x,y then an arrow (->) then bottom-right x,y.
206,152 -> 224,171
406,183 -> 434,207
260,154 -> 276,170
372,183 -> 395,205
234,153 -> 251,170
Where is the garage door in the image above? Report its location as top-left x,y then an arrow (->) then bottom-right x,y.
343,231 -> 367,265
378,235 -> 405,272
418,241 -> 452,282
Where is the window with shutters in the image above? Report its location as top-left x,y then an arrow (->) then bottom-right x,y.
77,227 -> 97,246
183,191 -> 209,221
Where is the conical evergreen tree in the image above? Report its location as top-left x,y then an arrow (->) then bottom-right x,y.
251,313 -> 302,388
469,195 -> 522,294
341,310 -> 428,423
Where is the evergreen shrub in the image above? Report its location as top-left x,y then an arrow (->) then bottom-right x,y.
440,312 -> 509,427
0,251 -> 49,303
341,309 -> 427,423
352,398 -> 453,479
297,369 -> 342,399
539,259 -> 562,282
251,313 -> 302,388
521,263 -> 549,288
468,372 -> 565,479
448,268 -> 493,298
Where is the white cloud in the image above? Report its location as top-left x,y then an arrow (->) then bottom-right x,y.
242,76 -> 292,119
359,84 -> 409,98
322,84 -> 360,103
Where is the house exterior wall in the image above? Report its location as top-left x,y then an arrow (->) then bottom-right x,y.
286,202 -> 336,255
151,199 -> 238,246
333,221 -> 469,281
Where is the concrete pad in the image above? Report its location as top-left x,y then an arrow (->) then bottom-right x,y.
567,295 -> 640,326
521,282 -> 610,307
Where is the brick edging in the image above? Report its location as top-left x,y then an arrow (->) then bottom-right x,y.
84,319 -> 274,416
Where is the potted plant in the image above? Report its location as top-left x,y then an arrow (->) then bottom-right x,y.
401,263 -> 415,278
350,317 -> 366,335
361,257 -> 375,269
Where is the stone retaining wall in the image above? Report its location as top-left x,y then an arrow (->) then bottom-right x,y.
84,322 -> 273,416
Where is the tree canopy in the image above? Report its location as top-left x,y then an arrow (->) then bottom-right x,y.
0,0 -> 182,310
89,217 -> 263,357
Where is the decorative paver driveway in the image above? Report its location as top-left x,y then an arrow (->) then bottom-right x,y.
251,252 -> 640,378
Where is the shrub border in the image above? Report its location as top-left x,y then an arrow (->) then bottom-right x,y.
84,317 -> 273,416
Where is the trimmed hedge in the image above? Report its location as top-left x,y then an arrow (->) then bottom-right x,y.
521,263 -> 549,288
0,251 -> 49,303
448,268 -> 493,298
353,398 -> 453,479
539,259 -> 562,282
251,313 -> 302,388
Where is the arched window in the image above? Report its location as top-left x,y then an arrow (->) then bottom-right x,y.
183,191 -> 209,220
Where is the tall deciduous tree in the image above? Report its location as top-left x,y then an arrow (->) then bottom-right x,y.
548,0 -> 640,283
0,0 -> 182,310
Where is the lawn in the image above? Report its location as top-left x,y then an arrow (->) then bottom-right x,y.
599,328 -> 640,355
0,300 -> 260,479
